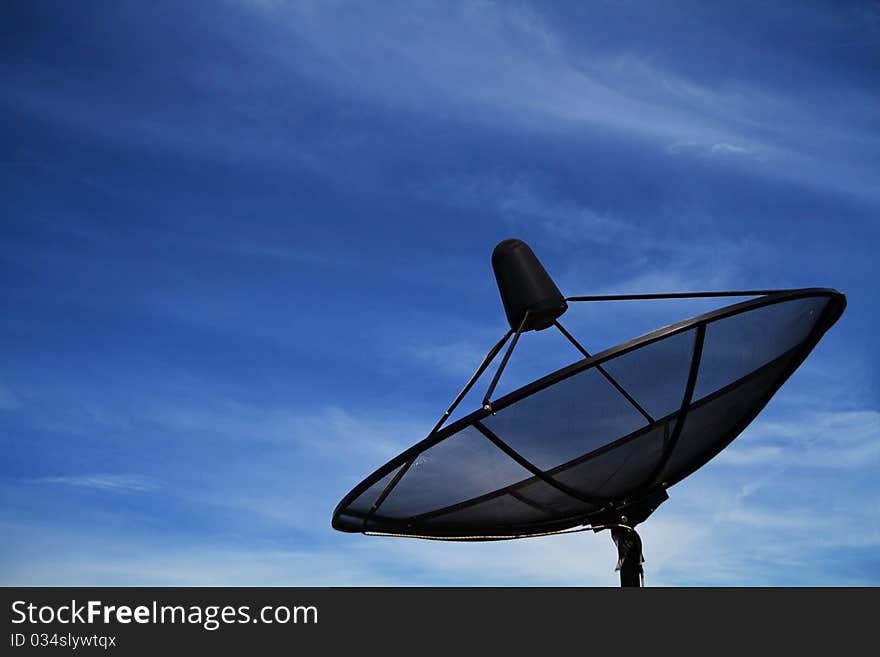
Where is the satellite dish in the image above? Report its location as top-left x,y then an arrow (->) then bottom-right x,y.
332,239 -> 846,586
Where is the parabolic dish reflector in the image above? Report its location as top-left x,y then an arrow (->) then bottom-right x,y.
333,288 -> 845,540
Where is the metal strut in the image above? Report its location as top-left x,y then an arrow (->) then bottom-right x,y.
553,320 -> 655,424
363,328 -> 514,531
428,328 -> 514,435
565,290 -> 777,302
482,311 -> 530,410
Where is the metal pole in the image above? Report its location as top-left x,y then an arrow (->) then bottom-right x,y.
611,526 -> 644,587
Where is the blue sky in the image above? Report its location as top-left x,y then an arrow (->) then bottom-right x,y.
1,0 -> 878,585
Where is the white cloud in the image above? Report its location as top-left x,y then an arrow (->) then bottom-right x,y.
711,142 -> 750,155
31,473 -> 158,493
134,400 -> 418,462
715,445 -> 785,466
244,1 -> 878,203
668,141 -> 755,158
403,338 -> 493,378
720,410 -> 880,470
4,1 -> 876,203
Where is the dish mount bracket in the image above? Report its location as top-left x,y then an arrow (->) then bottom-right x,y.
590,488 -> 668,587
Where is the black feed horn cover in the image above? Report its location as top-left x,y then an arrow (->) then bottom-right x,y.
491,239 -> 568,331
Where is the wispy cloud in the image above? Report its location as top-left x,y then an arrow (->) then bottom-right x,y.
719,410 -> 880,469
3,2 -> 876,203
142,402 -> 417,462
403,337 -> 495,378
245,1 -> 879,203
31,473 -> 158,493
417,173 -> 768,298
668,140 -> 757,159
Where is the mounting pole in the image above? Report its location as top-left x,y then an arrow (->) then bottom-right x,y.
611,526 -> 644,587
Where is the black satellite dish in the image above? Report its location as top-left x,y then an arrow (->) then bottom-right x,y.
332,239 -> 846,586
